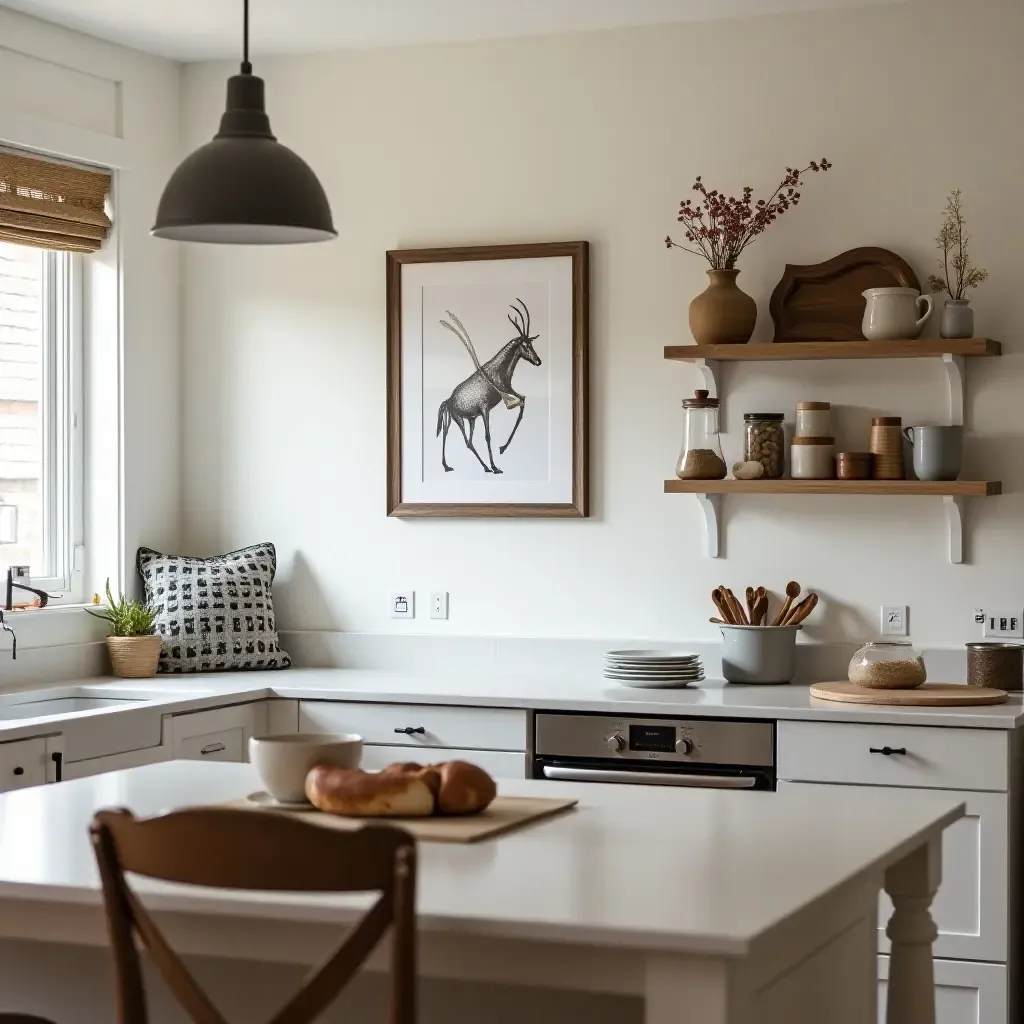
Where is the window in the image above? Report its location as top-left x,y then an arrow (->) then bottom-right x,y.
0,240 -> 82,600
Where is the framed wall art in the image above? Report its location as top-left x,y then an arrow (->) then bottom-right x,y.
386,241 -> 589,517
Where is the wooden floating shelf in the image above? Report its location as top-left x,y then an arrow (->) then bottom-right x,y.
663,479 -> 1001,497
664,479 -> 1002,563
664,338 -> 1001,362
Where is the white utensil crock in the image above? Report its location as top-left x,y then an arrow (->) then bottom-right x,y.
861,287 -> 933,340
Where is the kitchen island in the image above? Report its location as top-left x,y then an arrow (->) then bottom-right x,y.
0,761 -> 961,1024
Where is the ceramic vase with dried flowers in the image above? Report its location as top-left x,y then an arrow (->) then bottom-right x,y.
666,158 -> 832,344
926,189 -> 988,340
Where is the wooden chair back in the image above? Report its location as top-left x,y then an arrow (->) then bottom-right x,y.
90,807 -> 417,1024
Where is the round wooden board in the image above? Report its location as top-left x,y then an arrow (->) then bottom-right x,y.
810,682 -> 1008,706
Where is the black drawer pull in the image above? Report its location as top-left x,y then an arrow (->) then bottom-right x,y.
394,727 -> 426,735
200,742 -> 227,755
869,746 -> 907,756
12,766 -> 24,776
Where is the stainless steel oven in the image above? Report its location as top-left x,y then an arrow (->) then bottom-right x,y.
532,712 -> 775,790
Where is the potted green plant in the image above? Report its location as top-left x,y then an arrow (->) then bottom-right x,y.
927,189 -> 988,340
86,579 -> 161,678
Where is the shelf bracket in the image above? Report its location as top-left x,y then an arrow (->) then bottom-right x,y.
695,493 -> 722,558
943,495 -> 965,564
694,358 -> 720,402
942,353 -> 966,427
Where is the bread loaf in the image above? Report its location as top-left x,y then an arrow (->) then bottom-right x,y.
304,760 -> 497,818
305,765 -> 435,817
432,760 -> 497,815
379,761 -> 441,799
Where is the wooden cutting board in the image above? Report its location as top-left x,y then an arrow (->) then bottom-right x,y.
811,682 -> 1008,706
226,794 -> 578,843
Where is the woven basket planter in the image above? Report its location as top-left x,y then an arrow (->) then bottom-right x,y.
106,635 -> 162,678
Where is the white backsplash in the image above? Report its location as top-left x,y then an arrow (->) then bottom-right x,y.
280,631 -> 970,687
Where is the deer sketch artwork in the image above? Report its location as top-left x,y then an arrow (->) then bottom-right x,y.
436,299 -> 541,474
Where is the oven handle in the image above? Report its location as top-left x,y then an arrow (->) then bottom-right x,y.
541,766 -> 758,788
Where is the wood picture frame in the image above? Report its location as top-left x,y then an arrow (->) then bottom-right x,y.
386,241 -> 589,518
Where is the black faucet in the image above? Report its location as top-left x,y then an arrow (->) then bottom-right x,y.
5,567 -> 48,612
0,609 -> 15,660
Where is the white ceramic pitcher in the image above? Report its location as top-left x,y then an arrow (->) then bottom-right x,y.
861,287 -> 933,340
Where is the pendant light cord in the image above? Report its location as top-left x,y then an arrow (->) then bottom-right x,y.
241,0 -> 252,75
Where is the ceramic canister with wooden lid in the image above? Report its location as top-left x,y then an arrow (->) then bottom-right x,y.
791,437 -> 835,479
870,416 -> 904,480
795,402 -> 831,438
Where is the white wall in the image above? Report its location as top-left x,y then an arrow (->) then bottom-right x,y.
0,8 -> 181,660
181,0 -> 1024,647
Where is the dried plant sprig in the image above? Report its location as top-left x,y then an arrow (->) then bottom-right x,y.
926,189 -> 987,301
665,158 -> 832,271
86,578 -> 157,637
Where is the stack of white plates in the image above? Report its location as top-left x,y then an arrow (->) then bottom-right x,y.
603,649 -> 704,688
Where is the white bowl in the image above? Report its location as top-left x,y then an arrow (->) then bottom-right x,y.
249,732 -> 363,804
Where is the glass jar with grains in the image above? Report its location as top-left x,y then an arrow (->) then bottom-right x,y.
848,641 -> 927,689
676,390 -> 727,480
743,413 -> 785,479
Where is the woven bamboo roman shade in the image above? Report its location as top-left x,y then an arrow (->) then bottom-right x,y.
0,151 -> 111,253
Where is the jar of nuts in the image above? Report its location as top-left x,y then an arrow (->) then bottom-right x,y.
743,413 -> 785,479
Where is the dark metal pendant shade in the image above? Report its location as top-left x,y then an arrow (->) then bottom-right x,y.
152,3 -> 335,244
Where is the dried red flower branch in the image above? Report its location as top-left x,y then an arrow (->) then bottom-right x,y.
665,159 -> 832,271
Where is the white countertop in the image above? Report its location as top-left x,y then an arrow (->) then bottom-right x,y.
265,669 -> 1024,728
0,760 -> 963,956
0,668 -> 1020,749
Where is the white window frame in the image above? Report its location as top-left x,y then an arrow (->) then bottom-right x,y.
29,248 -> 84,601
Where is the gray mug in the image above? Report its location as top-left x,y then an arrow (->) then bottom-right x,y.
902,425 -> 963,481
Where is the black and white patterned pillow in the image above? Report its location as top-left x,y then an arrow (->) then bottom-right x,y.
136,542 -> 291,674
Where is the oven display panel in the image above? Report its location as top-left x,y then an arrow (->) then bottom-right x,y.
628,724 -> 676,753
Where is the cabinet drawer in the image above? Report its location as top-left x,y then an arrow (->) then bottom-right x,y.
298,702 -> 527,752
778,721 -> 1008,792
175,727 -> 245,762
0,737 -> 48,792
780,782 -> 1008,962
878,956 -> 1006,1024
63,745 -> 169,780
359,745 -> 526,779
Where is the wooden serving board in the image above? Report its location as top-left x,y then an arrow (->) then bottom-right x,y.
769,246 -> 921,342
811,682 -> 1008,706
227,795 -> 578,843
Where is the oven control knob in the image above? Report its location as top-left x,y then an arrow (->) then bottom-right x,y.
676,736 -> 694,755
606,733 -> 626,753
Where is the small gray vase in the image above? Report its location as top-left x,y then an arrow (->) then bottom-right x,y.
940,299 -> 974,339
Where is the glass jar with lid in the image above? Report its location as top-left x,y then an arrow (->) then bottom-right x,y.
848,641 -> 927,689
676,390 -> 727,480
743,413 -> 785,478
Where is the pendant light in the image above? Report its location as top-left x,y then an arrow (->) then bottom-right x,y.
152,0 -> 336,244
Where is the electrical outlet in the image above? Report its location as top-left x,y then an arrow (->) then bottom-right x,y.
430,591 -> 449,620
982,608 -> 1024,639
881,605 -> 908,637
390,591 -> 415,619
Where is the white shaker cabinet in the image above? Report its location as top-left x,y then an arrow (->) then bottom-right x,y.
164,703 -> 265,763
359,744 -> 526,778
778,719 -> 1017,1024
878,956 -> 1007,1024
298,701 -> 527,753
777,781 -> 1008,963
0,737 -> 49,792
